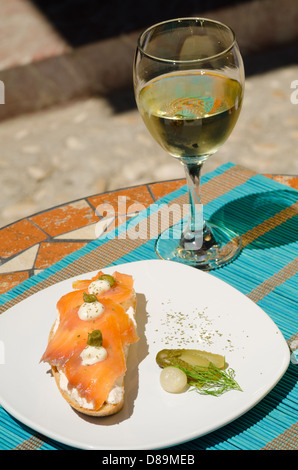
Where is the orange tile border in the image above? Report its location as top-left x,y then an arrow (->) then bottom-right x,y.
149,179 -> 186,200
0,271 -> 30,295
88,185 -> 155,215
34,241 -> 87,270
30,200 -> 100,237
263,174 -> 298,190
0,176 -> 297,295
273,175 -> 298,190
0,219 -> 48,260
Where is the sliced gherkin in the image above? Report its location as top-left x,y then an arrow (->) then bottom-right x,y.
156,348 -> 225,370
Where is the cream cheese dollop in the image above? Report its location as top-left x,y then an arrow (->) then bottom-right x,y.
88,279 -> 111,295
78,300 -> 104,320
80,345 -> 107,365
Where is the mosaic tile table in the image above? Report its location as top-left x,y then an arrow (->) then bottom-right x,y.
0,163 -> 297,450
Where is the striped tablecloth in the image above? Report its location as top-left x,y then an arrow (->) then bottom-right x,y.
0,162 -> 297,450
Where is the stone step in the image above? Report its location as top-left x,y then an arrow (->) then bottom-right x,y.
0,0 -> 297,121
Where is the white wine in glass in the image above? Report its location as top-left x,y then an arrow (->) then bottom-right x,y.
134,18 -> 245,269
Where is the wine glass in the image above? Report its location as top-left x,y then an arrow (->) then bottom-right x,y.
133,18 -> 245,269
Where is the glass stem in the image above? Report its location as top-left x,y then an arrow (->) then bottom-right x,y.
180,158 -> 215,252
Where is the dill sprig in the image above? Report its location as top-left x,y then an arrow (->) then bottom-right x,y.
173,359 -> 242,396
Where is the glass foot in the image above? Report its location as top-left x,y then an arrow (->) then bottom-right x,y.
155,221 -> 241,270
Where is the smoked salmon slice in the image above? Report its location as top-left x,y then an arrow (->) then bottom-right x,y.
71,271 -> 134,305
71,271 -> 104,290
41,270 -> 138,411
41,297 -> 138,366
56,289 -> 86,319
62,314 -> 126,410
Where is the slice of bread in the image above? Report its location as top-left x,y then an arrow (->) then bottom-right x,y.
48,288 -> 137,417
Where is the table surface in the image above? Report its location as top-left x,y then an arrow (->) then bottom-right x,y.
0,174 -> 298,295
0,169 -> 298,451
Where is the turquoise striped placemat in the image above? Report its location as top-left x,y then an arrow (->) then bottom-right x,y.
0,162 -> 297,450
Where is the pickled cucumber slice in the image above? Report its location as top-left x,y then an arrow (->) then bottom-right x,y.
156,348 -> 225,370
156,348 -> 241,396
179,349 -> 225,369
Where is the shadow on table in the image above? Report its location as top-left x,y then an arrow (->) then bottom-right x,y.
208,189 -> 298,250
175,361 -> 298,450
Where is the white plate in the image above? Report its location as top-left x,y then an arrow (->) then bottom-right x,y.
0,260 -> 290,450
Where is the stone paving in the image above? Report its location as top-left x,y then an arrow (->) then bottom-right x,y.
1,62 -> 298,229
0,0 -> 298,229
